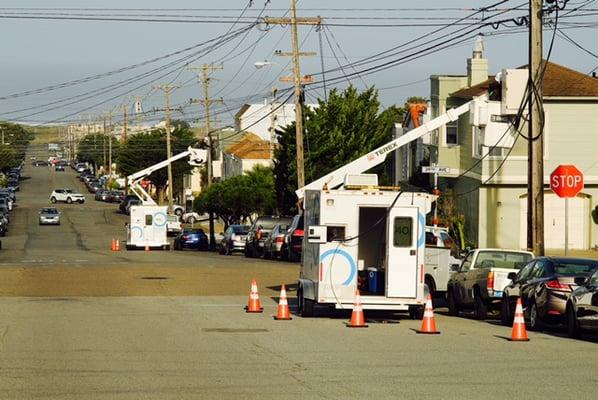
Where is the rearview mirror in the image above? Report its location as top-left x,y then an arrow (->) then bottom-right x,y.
508,272 -> 517,281
574,276 -> 587,286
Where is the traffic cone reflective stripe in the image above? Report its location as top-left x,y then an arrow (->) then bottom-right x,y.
245,279 -> 263,313
111,238 -> 116,251
274,284 -> 292,320
417,294 -> 440,334
347,289 -> 368,328
509,298 -> 529,341
115,239 -> 120,251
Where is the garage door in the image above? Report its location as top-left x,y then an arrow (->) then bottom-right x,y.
520,193 -> 590,250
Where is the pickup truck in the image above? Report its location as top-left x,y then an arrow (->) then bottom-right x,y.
423,226 -> 461,298
447,248 -> 534,320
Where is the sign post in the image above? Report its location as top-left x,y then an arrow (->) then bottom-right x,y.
422,165 -> 450,227
550,165 -> 584,255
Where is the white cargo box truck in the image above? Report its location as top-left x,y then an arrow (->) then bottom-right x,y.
126,205 -> 170,250
298,187 -> 435,317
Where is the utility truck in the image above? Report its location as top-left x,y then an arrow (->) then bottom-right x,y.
295,88 -> 520,317
124,147 -> 207,250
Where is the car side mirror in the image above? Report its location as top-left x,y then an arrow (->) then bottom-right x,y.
508,272 -> 517,281
574,276 -> 587,286
450,264 -> 460,272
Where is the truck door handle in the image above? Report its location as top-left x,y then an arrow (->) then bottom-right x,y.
410,250 -> 416,256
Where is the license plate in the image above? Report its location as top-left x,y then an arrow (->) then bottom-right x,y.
493,290 -> 503,298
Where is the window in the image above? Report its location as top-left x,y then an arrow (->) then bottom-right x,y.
460,252 -> 474,272
446,120 -> 458,145
393,217 -> 413,247
327,226 -> 346,242
517,261 -> 536,281
530,260 -> 548,278
145,215 -> 153,226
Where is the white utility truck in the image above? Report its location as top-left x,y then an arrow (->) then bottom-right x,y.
125,147 -> 207,250
295,85 -> 521,317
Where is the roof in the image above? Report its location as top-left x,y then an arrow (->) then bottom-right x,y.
224,132 -> 271,160
451,61 -> 598,99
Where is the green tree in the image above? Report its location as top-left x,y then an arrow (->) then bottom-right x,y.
0,145 -> 19,173
117,125 -> 197,203
274,86 -> 401,214
194,165 -> 276,228
77,133 -> 120,173
0,122 -> 35,163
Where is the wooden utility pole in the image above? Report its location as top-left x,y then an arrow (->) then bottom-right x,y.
122,104 -> 129,192
188,63 -> 223,250
108,111 -> 113,176
527,0 -> 545,255
102,116 -> 107,174
155,84 -> 178,213
264,2 -> 321,189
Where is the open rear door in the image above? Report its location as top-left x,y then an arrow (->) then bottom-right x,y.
386,207 -> 419,298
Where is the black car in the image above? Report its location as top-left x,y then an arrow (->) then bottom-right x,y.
282,214 -> 304,262
119,195 -> 139,213
501,257 -> 598,329
566,269 -> 598,338
173,228 -> 209,251
244,216 -> 292,258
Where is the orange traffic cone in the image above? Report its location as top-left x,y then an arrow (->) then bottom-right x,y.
144,244 -> 150,252
347,289 -> 368,328
115,239 -> 120,251
417,294 -> 440,334
111,238 -> 116,251
509,298 -> 529,341
245,279 -> 263,313
274,284 -> 292,320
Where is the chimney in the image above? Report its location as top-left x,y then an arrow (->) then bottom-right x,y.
467,35 -> 489,87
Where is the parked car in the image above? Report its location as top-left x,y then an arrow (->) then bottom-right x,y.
245,216 -> 293,258
55,164 -> 65,172
38,207 -> 60,225
501,257 -> 598,329
447,248 -> 534,319
95,189 -> 110,201
263,223 -> 290,260
0,196 -> 13,212
181,211 -> 207,224
7,179 -> 19,191
423,226 -> 462,298
0,188 -> 16,203
566,268 -> 598,338
173,228 -> 209,251
49,189 -> 85,204
0,216 -> 7,236
119,195 -> 139,213
106,190 -> 125,203
124,198 -> 141,215
166,214 -> 183,236
219,225 -> 250,255
281,214 -> 304,262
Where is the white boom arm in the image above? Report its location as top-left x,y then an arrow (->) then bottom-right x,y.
127,146 -> 208,205
295,99 -> 475,199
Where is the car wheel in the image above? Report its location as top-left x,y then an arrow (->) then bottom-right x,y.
298,287 -> 314,318
500,295 -> 512,326
263,248 -> 271,260
566,304 -> 581,339
474,291 -> 488,320
447,289 -> 459,316
66,197 -> 72,204
78,200 -> 84,204
527,301 -> 544,331
50,197 -> 57,203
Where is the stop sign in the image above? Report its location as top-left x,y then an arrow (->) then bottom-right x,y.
550,165 -> 584,198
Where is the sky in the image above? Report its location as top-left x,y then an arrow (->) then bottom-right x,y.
0,0 -> 596,127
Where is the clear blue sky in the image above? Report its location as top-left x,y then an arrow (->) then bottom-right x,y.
0,0 -> 595,126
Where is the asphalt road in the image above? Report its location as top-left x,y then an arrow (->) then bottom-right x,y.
0,147 -> 597,399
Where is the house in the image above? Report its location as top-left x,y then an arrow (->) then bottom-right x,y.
221,133 -> 272,179
235,100 -> 299,143
427,37 -> 598,250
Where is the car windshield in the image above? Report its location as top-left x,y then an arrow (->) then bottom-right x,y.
474,251 -> 533,270
232,226 -> 249,234
554,260 -> 598,276
41,208 -> 58,214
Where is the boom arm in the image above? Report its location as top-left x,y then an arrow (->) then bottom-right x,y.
127,146 -> 208,205
295,99 -> 475,199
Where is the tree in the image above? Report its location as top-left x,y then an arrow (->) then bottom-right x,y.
273,86 -> 401,214
0,145 -> 19,173
117,125 -> 197,203
0,122 -> 34,163
194,165 -> 276,228
77,133 -> 120,173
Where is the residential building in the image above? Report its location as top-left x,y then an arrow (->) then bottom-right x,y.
427,37 -> 598,250
221,133 -> 272,179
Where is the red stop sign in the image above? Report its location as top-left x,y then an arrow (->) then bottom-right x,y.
550,165 -> 584,198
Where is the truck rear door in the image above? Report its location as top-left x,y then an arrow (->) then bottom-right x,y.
386,207 -> 419,298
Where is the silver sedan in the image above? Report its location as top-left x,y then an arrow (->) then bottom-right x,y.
39,207 -> 60,225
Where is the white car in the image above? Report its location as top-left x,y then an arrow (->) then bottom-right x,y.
50,189 -> 85,204
181,211 -> 208,224
166,214 -> 182,235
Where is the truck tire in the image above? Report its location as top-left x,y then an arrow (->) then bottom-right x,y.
447,289 -> 459,316
408,305 -> 424,320
425,276 -> 436,298
297,287 -> 314,318
474,291 -> 488,320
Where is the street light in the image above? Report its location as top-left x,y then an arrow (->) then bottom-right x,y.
254,60 -> 280,69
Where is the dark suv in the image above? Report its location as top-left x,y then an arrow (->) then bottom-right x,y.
282,214 -> 304,262
119,195 -> 139,214
244,216 -> 292,258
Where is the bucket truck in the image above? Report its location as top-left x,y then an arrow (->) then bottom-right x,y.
125,147 -> 207,250
295,94 -> 518,317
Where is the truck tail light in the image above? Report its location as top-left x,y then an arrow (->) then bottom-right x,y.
546,279 -> 571,292
292,229 -> 304,237
487,271 -> 495,292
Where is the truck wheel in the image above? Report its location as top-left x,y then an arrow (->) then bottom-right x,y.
425,276 -> 435,299
500,295 -> 512,326
474,292 -> 488,320
298,287 -> 314,318
408,305 -> 424,320
447,290 -> 459,316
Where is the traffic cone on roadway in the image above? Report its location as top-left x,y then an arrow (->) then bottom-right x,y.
417,294 -> 440,334
115,239 -> 120,251
144,244 -> 150,252
274,284 -> 292,320
111,238 -> 116,251
347,289 -> 368,328
245,279 -> 263,313
509,298 -> 529,341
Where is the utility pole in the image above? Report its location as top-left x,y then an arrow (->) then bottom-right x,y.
155,84 -> 178,213
265,2 -> 321,189
102,116 -> 107,174
269,87 -> 278,159
188,63 -> 223,250
122,104 -> 129,192
527,0 -> 545,255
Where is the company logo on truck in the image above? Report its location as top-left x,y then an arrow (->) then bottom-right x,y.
320,249 -> 356,286
372,143 -> 398,159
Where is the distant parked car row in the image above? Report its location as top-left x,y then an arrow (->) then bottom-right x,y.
0,164 -> 22,237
